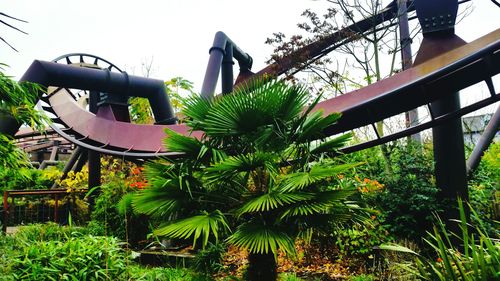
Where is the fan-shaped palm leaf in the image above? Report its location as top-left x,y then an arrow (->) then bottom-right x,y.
164,128 -> 226,163
164,128 -> 203,155
205,151 -> 278,182
279,189 -> 358,219
202,80 -> 309,137
237,191 -> 315,215
227,222 -> 296,257
295,111 -> 342,143
154,210 -> 230,249
132,185 -> 191,218
183,95 -> 213,130
279,162 -> 361,192
310,133 -> 353,154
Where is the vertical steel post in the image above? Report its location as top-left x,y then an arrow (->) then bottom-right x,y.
87,91 -> 101,209
398,0 -> 421,142
414,0 -> 468,231
466,106 -> 500,175
201,32 -> 227,98
54,194 -> 59,223
2,191 -> 8,232
49,140 -> 60,161
221,43 -> 234,95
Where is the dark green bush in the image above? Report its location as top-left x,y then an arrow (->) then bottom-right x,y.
375,142 -> 442,241
10,222 -> 92,242
336,141 -> 442,241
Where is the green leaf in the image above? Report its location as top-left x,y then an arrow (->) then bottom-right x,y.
295,111 -> 342,143
311,133 -> 353,154
201,79 -> 309,137
205,152 -> 278,181
132,185 -> 188,218
227,222 -> 296,257
154,210 -> 230,249
279,162 -> 361,192
237,192 -> 314,215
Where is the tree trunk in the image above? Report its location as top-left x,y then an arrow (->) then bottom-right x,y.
247,252 -> 277,281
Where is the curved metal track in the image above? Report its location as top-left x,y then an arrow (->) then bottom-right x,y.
31,30 -> 499,159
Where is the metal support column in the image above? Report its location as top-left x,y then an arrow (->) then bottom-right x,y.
398,0 -> 421,142
221,43 -> 234,95
467,105 -> 500,175
87,91 -> 101,209
414,0 -> 469,229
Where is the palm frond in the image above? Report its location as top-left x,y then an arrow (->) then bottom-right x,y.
182,95 -> 213,130
279,163 -> 361,192
227,222 -> 296,257
132,185 -> 190,218
202,80 -> 309,137
237,192 -> 314,215
311,133 -> 353,154
279,189 -> 358,219
154,210 -> 230,249
163,128 -> 203,156
205,152 -> 278,181
295,111 -> 342,143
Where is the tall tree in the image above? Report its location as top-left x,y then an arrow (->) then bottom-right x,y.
133,79 -> 362,281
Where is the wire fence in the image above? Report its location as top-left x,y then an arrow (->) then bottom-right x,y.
2,189 -> 88,232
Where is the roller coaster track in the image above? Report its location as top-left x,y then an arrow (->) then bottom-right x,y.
28,28 -> 499,159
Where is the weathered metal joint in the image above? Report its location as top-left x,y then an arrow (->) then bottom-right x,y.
415,0 -> 458,35
209,46 -> 226,55
400,37 -> 413,46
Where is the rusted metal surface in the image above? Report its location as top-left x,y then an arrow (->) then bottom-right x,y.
48,88 -> 202,153
314,29 -> 500,135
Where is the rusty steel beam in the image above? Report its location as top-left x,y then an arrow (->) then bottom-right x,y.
23,28 -> 499,159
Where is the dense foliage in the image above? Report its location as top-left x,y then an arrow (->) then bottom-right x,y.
381,200 -> 500,280
0,223 -> 210,281
468,141 -> 499,236
335,141 -> 442,242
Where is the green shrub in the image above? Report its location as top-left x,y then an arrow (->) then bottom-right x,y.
0,167 -> 54,192
334,218 -> 392,260
375,142 -> 442,241
0,223 -> 212,280
278,272 -> 303,281
11,222 -> 92,242
468,141 -> 499,236
334,141 -> 442,241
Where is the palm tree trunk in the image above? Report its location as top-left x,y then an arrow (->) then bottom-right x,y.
247,252 -> 277,281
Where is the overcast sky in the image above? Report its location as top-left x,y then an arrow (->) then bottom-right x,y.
2,0 -> 499,93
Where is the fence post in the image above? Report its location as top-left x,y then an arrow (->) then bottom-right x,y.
54,194 -> 59,223
2,191 -> 8,232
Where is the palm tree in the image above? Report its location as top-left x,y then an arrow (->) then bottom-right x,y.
133,79 -> 361,281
